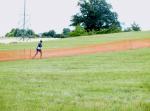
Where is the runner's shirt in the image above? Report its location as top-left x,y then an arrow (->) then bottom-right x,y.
37,43 -> 42,50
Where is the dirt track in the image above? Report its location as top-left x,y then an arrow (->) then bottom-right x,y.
0,38 -> 150,61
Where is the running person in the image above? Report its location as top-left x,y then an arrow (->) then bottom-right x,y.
33,40 -> 43,59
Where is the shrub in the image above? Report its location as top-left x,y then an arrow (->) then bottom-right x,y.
88,30 -> 96,35
63,28 -> 71,37
69,25 -> 87,37
54,34 -> 65,38
96,27 -> 121,34
124,27 -> 132,32
42,30 -> 56,37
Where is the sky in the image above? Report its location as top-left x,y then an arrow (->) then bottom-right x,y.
0,0 -> 150,36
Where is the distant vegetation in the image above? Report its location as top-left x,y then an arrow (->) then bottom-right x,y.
5,0 -> 141,38
5,28 -> 38,38
124,22 -> 141,32
42,30 -> 56,38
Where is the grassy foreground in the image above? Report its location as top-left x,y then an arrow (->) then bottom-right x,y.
0,48 -> 150,111
0,31 -> 150,51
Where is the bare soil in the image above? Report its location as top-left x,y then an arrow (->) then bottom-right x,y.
0,39 -> 150,61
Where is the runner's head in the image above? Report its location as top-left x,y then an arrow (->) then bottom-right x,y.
40,40 -> 42,43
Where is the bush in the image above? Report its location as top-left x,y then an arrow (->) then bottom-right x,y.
96,27 -> 121,34
54,34 -> 65,38
87,30 -> 96,35
63,28 -> 71,36
42,30 -> 56,37
124,27 -> 132,32
69,25 -> 87,37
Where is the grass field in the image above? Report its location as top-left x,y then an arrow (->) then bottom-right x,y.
0,31 -> 150,51
0,31 -> 150,111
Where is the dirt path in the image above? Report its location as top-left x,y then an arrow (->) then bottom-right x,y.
0,38 -> 150,61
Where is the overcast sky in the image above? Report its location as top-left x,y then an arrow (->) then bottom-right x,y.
0,0 -> 150,36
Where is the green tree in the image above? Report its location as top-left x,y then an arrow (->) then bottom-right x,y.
5,28 -> 15,37
123,22 -> 141,32
26,29 -> 35,37
63,28 -> 71,36
42,30 -> 56,37
48,30 -> 56,37
131,22 -> 141,31
42,32 -> 48,37
69,25 -> 87,36
71,0 -> 121,32
5,28 -> 35,37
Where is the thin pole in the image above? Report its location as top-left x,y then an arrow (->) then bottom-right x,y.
23,0 -> 26,41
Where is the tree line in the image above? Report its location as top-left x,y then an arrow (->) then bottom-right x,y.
5,0 -> 141,38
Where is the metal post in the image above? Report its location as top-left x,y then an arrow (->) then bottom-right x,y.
23,0 -> 26,41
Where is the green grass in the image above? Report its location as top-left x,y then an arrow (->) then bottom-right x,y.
0,31 -> 150,111
0,31 -> 150,51
0,48 -> 150,111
